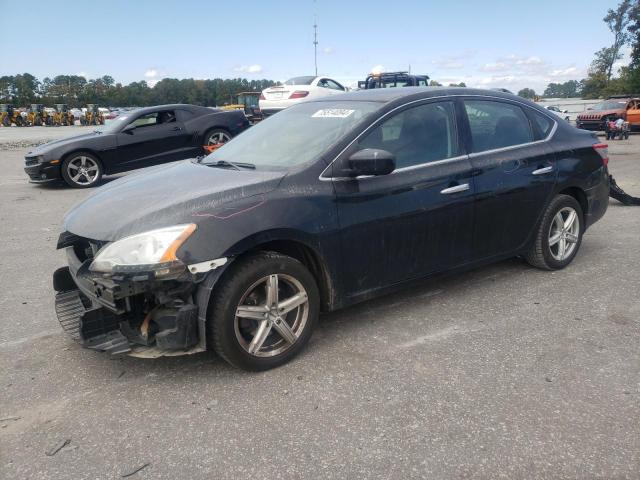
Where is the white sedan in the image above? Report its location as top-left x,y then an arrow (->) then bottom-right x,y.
544,105 -> 571,122
259,76 -> 347,115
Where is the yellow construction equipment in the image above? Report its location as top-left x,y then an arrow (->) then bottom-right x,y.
52,104 -> 74,126
82,104 -> 104,126
1,104 -> 26,126
26,104 -> 48,126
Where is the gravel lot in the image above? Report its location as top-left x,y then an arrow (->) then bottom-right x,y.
1,127 -> 638,479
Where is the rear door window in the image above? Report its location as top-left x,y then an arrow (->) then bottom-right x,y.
464,100 -> 533,152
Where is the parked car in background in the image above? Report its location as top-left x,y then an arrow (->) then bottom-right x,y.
576,96 -> 640,131
104,110 -> 120,120
52,88 -> 609,371
357,71 -> 429,89
259,76 -> 346,115
24,104 -> 249,187
544,105 -> 570,122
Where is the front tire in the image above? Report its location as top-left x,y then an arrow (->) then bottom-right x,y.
61,152 -> 103,188
208,252 -> 320,371
525,194 -> 583,270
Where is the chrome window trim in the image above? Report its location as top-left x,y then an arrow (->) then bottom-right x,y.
319,94 -> 558,181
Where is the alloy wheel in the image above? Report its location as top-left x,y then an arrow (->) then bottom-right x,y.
548,206 -> 580,261
206,131 -> 231,146
234,273 -> 309,357
67,155 -> 100,185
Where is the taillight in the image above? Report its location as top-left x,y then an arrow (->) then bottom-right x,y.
259,93 -> 265,100
289,91 -> 309,99
593,143 -> 609,166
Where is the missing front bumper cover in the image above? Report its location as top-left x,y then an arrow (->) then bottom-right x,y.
53,267 -> 203,357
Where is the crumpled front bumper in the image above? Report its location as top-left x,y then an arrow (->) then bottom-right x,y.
52,243 -> 209,357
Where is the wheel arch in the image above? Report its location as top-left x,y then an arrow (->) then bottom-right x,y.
557,186 -> 588,224
220,231 -> 336,312
201,126 -> 231,143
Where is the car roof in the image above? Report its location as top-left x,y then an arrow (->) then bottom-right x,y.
308,86 -> 525,104
127,104 -> 211,116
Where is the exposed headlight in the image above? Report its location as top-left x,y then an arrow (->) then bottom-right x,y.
89,224 -> 196,276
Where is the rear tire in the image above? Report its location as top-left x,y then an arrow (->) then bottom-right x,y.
208,252 -> 320,371
525,194 -> 583,270
203,128 -> 232,149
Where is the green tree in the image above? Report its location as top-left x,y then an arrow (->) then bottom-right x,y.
518,88 -> 536,99
602,0 -> 633,80
428,80 -> 442,86
543,80 -> 581,98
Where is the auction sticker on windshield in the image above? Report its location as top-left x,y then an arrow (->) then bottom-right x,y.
312,109 -> 355,118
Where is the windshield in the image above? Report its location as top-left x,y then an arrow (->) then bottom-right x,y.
202,101 -> 380,170
96,111 -> 137,133
592,101 -> 626,111
284,76 -> 316,85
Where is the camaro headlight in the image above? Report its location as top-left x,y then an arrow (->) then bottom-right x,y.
89,224 -> 196,275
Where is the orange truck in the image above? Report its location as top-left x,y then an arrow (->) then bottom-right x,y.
576,95 -> 640,131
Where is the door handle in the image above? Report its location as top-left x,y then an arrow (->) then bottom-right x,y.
440,183 -> 470,195
171,126 -> 182,131
532,166 -> 554,175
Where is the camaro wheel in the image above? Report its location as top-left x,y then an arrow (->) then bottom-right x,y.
204,128 -> 231,148
61,153 -> 103,188
525,194 -> 583,270
208,252 -> 320,371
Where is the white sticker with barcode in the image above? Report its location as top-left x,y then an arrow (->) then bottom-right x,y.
312,109 -> 355,118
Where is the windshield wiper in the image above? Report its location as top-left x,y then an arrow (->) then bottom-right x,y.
207,160 -> 255,170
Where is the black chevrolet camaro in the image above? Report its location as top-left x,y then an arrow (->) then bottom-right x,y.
53,88 -> 609,370
24,104 -> 249,187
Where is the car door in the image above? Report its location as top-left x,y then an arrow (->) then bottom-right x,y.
461,98 -> 558,260
626,100 -> 640,127
115,110 -> 189,170
331,100 -> 475,297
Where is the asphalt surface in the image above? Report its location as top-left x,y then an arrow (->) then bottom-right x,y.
1,128 -> 639,479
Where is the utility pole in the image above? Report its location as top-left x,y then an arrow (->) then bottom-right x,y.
313,21 -> 318,76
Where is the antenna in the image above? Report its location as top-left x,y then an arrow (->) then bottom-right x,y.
313,1 -> 318,76
313,22 -> 318,76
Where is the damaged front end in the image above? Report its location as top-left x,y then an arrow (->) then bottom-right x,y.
53,228 -> 226,357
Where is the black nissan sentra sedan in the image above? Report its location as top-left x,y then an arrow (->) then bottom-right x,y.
53,88 -> 609,370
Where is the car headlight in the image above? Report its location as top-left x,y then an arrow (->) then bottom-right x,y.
89,224 -> 197,277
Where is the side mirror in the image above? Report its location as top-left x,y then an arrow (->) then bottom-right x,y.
347,148 -> 395,177
121,123 -> 136,134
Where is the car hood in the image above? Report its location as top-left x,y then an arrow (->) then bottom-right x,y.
63,160 -> 285,241
577,109 -> 623,119
27,132 -> 104,155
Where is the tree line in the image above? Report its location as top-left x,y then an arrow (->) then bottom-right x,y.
0,74 -> 277,108
518,0 -> 640,100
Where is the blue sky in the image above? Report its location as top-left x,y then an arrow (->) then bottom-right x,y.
0,0 -> 628,92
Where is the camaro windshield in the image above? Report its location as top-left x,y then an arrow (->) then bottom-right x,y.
97,113 -> 136,133
202,101 -> 380,169
592,101 -> 626,111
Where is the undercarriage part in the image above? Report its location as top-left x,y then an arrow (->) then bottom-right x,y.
609,174 -> 640,206
154,304 -> 199,350
84,331 -> 131,355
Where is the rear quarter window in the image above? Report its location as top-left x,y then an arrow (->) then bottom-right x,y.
529,109 -> 555,139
